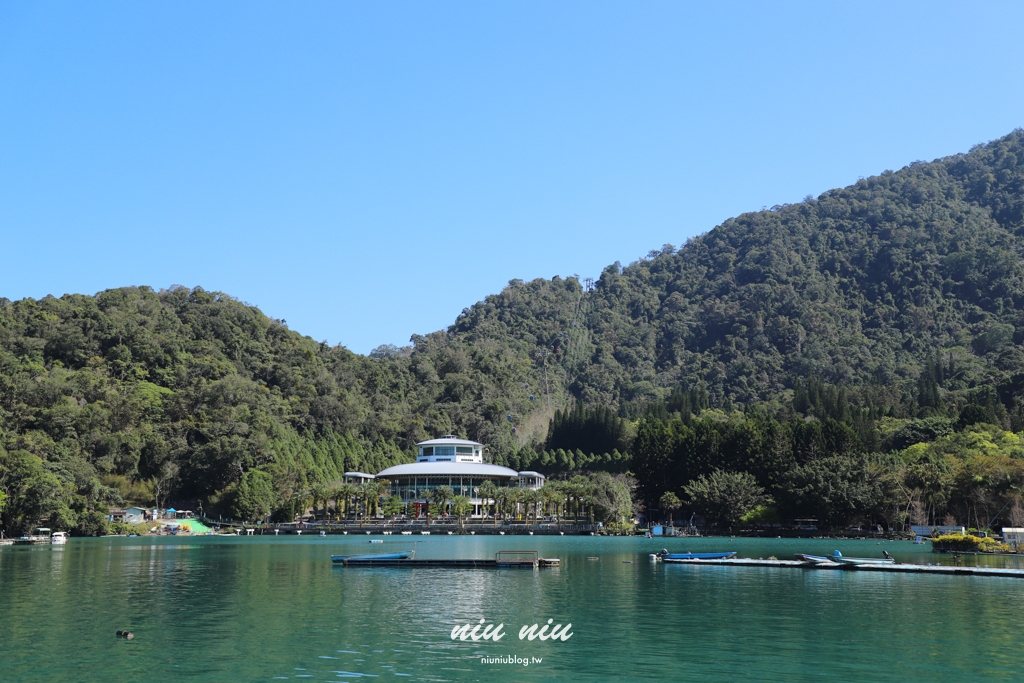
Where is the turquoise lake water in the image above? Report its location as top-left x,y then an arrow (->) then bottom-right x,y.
2,535 -> 1023,682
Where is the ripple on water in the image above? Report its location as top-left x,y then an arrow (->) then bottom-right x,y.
333,672 -> 379,678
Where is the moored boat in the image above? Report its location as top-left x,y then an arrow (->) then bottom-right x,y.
660,550 -> 737,560
829,549 -> 895,565
331,551 -> 413,563
13,527 -> 54,545
51,531 -> 68,545
794,554 -> 833,563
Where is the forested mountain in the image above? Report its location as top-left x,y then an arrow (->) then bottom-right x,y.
456,129 -> 1024,413
4,129 -> 1024,533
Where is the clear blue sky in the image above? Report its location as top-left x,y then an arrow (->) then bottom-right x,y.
2,2 -> 1023,354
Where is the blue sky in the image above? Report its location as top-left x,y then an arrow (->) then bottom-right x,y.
2,2 -> 1023,354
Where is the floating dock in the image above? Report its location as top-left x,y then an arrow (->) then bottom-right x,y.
334,550 -> 560,569
661,557 -> 1024,578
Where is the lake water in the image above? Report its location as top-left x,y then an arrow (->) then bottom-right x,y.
2,535 -> 1022,682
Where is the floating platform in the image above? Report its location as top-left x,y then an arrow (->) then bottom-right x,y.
661,557 -> 1024,578
334,550 -> 559,569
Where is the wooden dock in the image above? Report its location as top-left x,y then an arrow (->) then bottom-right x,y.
661,557 -> 1024,578
334,550 -> 560,569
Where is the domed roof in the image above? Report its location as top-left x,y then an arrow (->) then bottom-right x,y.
375,462 -> 519,478
415,435 -> 484,447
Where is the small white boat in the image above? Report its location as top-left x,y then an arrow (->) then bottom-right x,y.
51,531 -> 68,545
795,553 -> 833,563
830,550 -> 895,565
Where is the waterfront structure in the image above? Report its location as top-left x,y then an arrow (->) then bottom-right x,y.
1003,527 -> 1024,550
365,436 -> 544,518
343,472 -> 376,485
124,507 -> 146,524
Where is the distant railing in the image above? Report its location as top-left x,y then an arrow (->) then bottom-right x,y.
257,519 -> 597,534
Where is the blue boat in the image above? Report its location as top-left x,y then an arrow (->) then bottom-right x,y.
660,550 -> 737,560
331,551 -> 413,563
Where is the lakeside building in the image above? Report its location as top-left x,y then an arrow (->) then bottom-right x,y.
1003,528 -> 1024,550
351,436 -> 544,518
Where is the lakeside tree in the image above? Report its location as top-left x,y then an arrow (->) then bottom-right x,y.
683,471 -> 769,528
382,494 -> 405,521
588,473 -> 637,527
233,470 -> 275,523
659,491 -> 681,526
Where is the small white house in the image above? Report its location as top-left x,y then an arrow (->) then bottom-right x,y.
1002,528 -> 1024,550
124,507 -> 146,524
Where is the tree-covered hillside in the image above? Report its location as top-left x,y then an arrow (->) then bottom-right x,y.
456,129 -> 1024,413
4,129 -> 1024,533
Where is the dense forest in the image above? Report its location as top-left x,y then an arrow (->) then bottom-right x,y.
4,130 -> 1024,534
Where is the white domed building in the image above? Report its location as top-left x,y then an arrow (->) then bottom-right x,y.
347,436 -> 544,518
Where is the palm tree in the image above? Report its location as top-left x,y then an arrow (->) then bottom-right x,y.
451,495 -> 472,528
507,488 -> 524,522
359,481 -> 385,526
432,485 -> 455,524
660,491 -> 682,528
310,483 -> 329,521
542,484 -> 562,526
566,475 -> 591,523
325,486 -> 342,521
478,480 -> 498,524
360,482 -> 375,523
335,483 -> 356,520
559,482 -> 578,522
294,488 -> 311,522
495,487 -> 511,526
521,489 -> 540,526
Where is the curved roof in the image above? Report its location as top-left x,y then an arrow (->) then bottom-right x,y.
416,436 -> 484,447
376,462 -> 518,478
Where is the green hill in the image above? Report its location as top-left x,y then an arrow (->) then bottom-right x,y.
4,129 -> 1024,533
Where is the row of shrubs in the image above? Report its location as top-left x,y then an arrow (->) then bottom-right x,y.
931,534 -> 1012,553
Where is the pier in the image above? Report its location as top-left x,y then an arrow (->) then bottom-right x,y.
334,550 -> 560,569
660,556 -> 1024,578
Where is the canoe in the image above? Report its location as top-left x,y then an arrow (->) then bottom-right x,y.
661,551 -> 737,560
829,550 -> 895,565
331,552 -> 412,563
